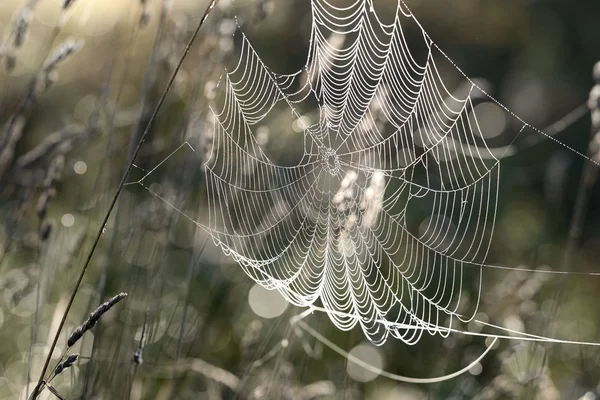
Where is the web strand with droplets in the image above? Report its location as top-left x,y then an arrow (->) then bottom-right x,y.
128,0 -> 600,360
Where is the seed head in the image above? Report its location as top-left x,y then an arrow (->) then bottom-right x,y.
13,8 -> 32,48
40,220 -> 54,241
67,293 -> 127,347
54,353 -> 79,376
5,52 -> 16,72
62,0 -> 76,10
43,39 -> 84,73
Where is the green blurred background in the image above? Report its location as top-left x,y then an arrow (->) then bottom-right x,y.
1,0 -> 600,399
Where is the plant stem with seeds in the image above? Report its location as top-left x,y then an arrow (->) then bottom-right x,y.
29,2 -> 220,398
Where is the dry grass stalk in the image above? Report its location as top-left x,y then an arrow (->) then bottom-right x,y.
43,40 -> 83,71
67,292 -> 128,347
15,127 -> 83,169
4,52 -> 16,71
239,320 -> 262,374
39,220 -> 53,242
36,188 -> 55,220
40,39 -> 84,91
13,8 -> 32,48
54,353 -> 79,376
0,40 -> 84,186
0,0 -> 39,71
0,115 -> 27,180
33,1 -> 220,392
159,357 -> 337,400
43,155 -> 65,188
168,359 -> 240,390
590,61 -> 600,141
62,0 -> 76,10
139,0 -> 151,27
132,311 -> 148,365
32,154 -> 64,223
44,385 -> 65,400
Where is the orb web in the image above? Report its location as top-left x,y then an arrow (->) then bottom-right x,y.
200,0 -> 501,346
129,0 -> 600,350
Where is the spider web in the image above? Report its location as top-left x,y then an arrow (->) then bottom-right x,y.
201,0 -> 504,347
130,0 -> 600,351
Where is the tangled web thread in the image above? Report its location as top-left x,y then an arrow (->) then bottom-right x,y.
202,0 -> 502,346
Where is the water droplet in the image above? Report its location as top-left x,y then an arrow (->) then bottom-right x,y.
61,214 -> 75,227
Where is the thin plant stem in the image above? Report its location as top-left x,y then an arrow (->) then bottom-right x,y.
79,6 -> 152,394
29,2 -> 220,398
168,236 -> 210,400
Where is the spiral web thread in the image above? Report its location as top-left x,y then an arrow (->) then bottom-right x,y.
129,0 -> 600,354
199,0 -> 503,347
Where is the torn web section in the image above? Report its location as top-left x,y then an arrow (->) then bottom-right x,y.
204,31 -> 328,307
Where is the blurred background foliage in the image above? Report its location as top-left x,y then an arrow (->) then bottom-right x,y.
0,0 -> 600,399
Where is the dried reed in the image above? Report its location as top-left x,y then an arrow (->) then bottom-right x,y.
54,353 -> 79,376
30,4 -> 220,398
67,292 -> 128,347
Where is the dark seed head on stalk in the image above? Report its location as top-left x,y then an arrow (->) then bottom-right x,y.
44,39 -> 83,70
139,0 -> 151,27
62,0 -> 76,10
43,155 -> 65,188
132,311 -> 148,365
40,39 -> 84,91
54,353 -> 79,376
139,11 -> 151,27
31,2 -> 218,397
67,293 -> 127,347
14,8 -> 32,48
132,350 -> 143,365
36,188 -> 56,220
40,220 -> 54,241
5,52 -> 16,71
